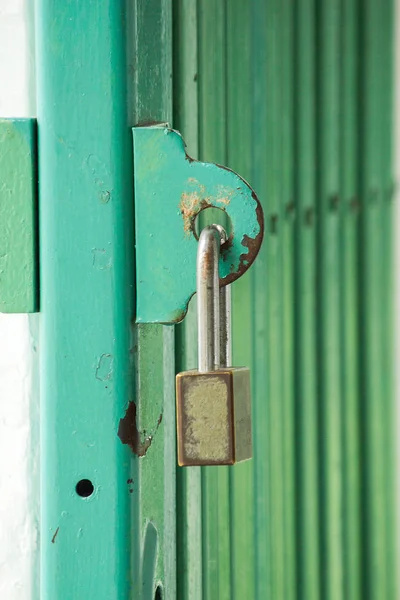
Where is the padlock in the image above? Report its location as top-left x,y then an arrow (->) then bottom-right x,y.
176,225 -> 252,466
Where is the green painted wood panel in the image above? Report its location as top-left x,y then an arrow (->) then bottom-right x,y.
0,118 -> 38,313
293,0 -> 321,596
250,2 -> 272,594
175,3 -> 395,599
359,1 -> 394,598
36,1 -> 175,598
263,0 -> 286,595
316,1 -> 343,598
340,0 -> 362,597
280,2 -> 296,597
226,3 -> 256,599
36,2 -> 135,597
380,2 -> 396,598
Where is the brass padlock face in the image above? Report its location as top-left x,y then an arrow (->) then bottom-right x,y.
176,367 -> 252,466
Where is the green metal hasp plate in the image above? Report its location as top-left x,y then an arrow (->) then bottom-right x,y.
133,125 -> 264,324
0,118 -> 38,313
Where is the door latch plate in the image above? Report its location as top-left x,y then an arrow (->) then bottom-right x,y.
133,124 -> 264,324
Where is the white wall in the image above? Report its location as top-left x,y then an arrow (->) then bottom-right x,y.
0,1 -> 39,598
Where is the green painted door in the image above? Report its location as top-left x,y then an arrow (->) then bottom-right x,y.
32,0 -> 395,598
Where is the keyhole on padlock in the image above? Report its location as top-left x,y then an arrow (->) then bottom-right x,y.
193,206 -> 232,241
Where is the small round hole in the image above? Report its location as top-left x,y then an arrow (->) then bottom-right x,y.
76,479 -> 94,498
155,585 -> 163,600
193,206 -> 232,240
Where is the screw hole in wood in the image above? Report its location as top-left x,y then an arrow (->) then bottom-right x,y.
76,479 -> 94,498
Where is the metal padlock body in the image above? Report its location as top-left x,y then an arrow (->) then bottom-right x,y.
176,367 -> 252,466
176,225 -> 252,467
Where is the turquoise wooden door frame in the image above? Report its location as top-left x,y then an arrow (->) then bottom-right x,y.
36,1 -> 175,598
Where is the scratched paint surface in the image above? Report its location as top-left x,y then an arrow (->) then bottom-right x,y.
36,1 -> 136,598
133,125 -> 264,324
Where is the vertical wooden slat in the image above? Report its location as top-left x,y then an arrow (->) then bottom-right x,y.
197,3 -> 232,599
359,0 -> 388,597
260,1 -> 285,598
340,0 -> 362,597
376,0 -> 396,597
225,2 -> 255,599
380,1 -> 396,597
172,3 -> 396,599
173,2 -> 203,599
315,0 -> 344,598
293,0 -> 320,597
281,1 -> 296,597
250,1 -> 272,597
265,0 -> 285,595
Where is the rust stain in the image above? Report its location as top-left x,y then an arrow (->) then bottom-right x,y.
221,192 -> 264,287
118,402 -> 163,457
185,152 -> 196,164
163,294 -> 195,325
179,191 -> 210,235
51,527 -> 59,544
179,170 -> 264,288
179,180 -> 233,237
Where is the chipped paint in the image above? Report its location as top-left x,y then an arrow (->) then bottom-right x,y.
118,401 -> 163,457
179,178 -> 234,237
95,353 -> 113,381
92,248 -> 112,270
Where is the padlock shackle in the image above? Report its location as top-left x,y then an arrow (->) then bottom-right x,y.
197,226 -> 221,373
216,226 -> 231,368
220,282 -> 231,368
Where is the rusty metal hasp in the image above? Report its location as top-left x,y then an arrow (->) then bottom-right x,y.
132,124 -> 264,324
